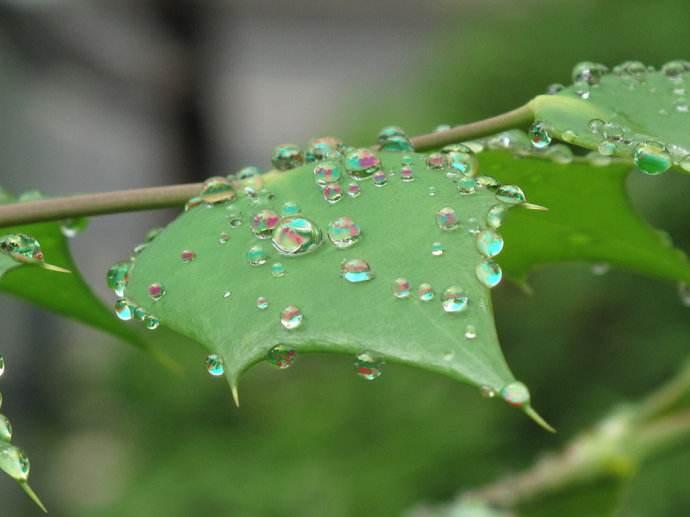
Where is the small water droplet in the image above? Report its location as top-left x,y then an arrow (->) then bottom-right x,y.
495,185 -> 526,204
281,202 -> 301,216
247,245 -> 268,266
226,206 -> 243,227
572,61 -> 608,85
60,217 -> 89,238
393,278 -> 411,299
428,187 -> 437,197
200,176 -> 236,204
562,129 -> 577,143
476,230 -> 504,258
678,282 -> 690,307
501,381 -> 530,406
597,139 -> 617,156
487,205 -> 507,229
602,122 -> 624,141
272,216 -> 323,255
545,144 -> 574,164
271,262 -> 286,277
377,125 -> 406,144
443,351 -> 455,361
588,118 -> 605,134
354,351 -> 383,380
256,296 -> 269,310
529,121 -> 551,149
206,354 -> 225,376
133,306 -> 147,321
0,445 -> 30,481
106,261 -> 131,297
475,176 -> 500,189
346,182 -> 361,198
272,144 -> 304,171
661,60 -> 690,79
280,305 -> 304,330
441,286 -> 469,313
267,345 -> 297,369
251,210 -> 281,239
0,355 -> 4,377
380,135 -> 414,152
480,385 -> 496,398
546,83 -> 564,94
447,151 -> 478,176
327,217 -> 361,249
148,283 -> 165,301
372,170 -> 388,187
340,259 -> 374,283
436,207 -> 459,230
418,283 -> 435,301
323,183 -> 343,204
0,414 -> 13,441
464,325 -> 477,339
345,149 -> 381,179
476,260 -> 502,288
431,242 -> 445,256
591,262 -> 611,275
457,177 -> 476,195
114,299 -> 133,321
307,136 -> 344,161
400,166 -> 415,182
425,153 -> 447,170
180,250 -> 196,263
144,315 -> 160,330
634,141 -> 671,175
313,161 -> 343,186
586,151 -> 612,167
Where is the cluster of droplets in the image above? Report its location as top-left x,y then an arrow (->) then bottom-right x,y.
0,354 -> 33,486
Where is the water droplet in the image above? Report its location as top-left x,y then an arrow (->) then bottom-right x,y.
476,230 -> 504,258
425,153 -> 447,169
679,155 -> 690,172
443,351 -> 455,361
200,176 -> 236,204
475,176 -> 500,189
144,315 -> 160,330
393,278 -> 411,299
308,136 -> 344,161
323,183 -> 343,204
634,141 -> 671,175
588,119 -> 605,134
354,351 -> 383,380
0,233 -> 44,263
219,232 -> 230,244
428,187 -> 437,197
442,143 -> 474,154
271,262 -> 286,277
133,306 -> 147,321
0,414 -> 13,441
501,381 -> 530,406
247,245 -> 268,266
545,144 -> 574,164
495,185 -> 526,204
529,121 -> 551,149
327,217 -> 361,249
586,151 -> 612,167
114,299 -> 133,321
661,60 -> 690,79
272,144 -> 304,171
281,202 -> 301,216
280,305 -> 303,330
597,139 -> 617,156
106,261 -> 131,297
0,445 -> 30,481
436,207 -> 459,230
562,129 -> 577,143
434,124 -> 452,132
441,287 -> 469,313
267,345 -> 297,369
272,216 -> 323,255
148,283 -> 165,301
180,250 -> 196,263
223,290 -> 231,299
372,170 -> 388,187
572,61 -> 608,85
678,282 -> 690,307
447,151 -> 478,176
591,262 -> 611,276
340,259 -> 374,283
400,166 -> 415,182
226,206 -> 243,227
256,296 -> 269,310
476,260 -> 502,288
251,210 -> 281,239
313,161 -> 343,186
464,325 -> 477,339
380,135 -> 414,152
546,83 -> 564,94
346,183 -> 361,198
345,149 -> 381,179
206,354 -> 225,376
418,283 -> 435,302
60,217 -> 89,238
236,165 -> 261,180
0,355 -> 4,377
431,242 -> 445,256
480,385 -> 496,398
457,177 -> 476,195
489,130 -> 531,152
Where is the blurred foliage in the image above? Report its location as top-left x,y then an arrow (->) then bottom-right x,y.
5,0 -> 690,515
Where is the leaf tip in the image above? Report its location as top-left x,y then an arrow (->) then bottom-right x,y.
524,405 -> 556,433
20,481 -> 47,513
41,262 -> 71,274
522,202 -> 549,212
231,383 -> 240,408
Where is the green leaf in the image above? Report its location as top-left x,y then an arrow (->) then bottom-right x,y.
529,64 -> 690,168
480,151 -> 690,284
124,152 -> 549,426
0,441 -> 46,512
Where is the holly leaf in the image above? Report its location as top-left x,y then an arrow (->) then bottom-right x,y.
124,151 -> 551,428
529,63 -> 690,170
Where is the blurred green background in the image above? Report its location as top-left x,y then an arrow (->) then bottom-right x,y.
1,0 -> 689,515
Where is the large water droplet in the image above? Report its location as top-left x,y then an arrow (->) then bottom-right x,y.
436,207 -> 459,230
354,352 -> 383,380
271,216 -> 323,255
251,210 -> 281,239
323,184 -> 343,204
267,345 -> 297,369
392,278 -> 411,299
418,283 -> 434,301
313,161 -> 343,186
634,141 -> 671,175
0,233 -> 44,263
106,261 -> 131,297
501,381 -> 530,406
345,149 -> 381,179
247,245 -> 268,266
307,136 -> 344,161
441,287 -> 469,313
529,121 -> 551,149
0,445 -> 30,481
327,217 -> 361,249
0,414 -> 12,441
495,185 -> 526,204
476,230 -> 504,257
476,260 -> 503,288
200,176 -> 236,204
280,305 -> 304,330
272,144 -> 304,171
340,259 -> 374,283
148,283 -> 166,301
205,354 -> 225,376
114,299 -> 133,321
447,151 -> 478,176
